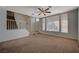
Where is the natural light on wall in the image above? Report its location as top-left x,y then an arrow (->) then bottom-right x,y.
36,18 -> 40,22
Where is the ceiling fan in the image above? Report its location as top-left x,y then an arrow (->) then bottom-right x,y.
38,6 -> 52,16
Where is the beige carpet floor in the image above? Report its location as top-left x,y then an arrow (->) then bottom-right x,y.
0,33 -> 79,53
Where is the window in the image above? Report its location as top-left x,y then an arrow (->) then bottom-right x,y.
46,16 -> 59,32
7,11 -> 27,30
7,11 -> 18,30
61,14 -> 68,33
42,13 -> 68,33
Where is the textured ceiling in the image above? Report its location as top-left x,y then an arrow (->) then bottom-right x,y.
0,6 -> 78,18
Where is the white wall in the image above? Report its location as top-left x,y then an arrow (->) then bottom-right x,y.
40,9 -> 78,40
0,8 -> 30,42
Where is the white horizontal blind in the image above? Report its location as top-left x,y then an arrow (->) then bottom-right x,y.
61,13 -> 68,33
46,16 -> 59,32
42,18 -> 45,31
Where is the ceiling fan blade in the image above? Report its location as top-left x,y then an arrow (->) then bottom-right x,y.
45,11 -> 51,13
38,12 -> 42,15
38,8 -> 43,12
48,6 -> 52,8
45,8 -> 50,11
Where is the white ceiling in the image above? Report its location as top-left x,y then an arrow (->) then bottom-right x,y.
0,6 -> 78,18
